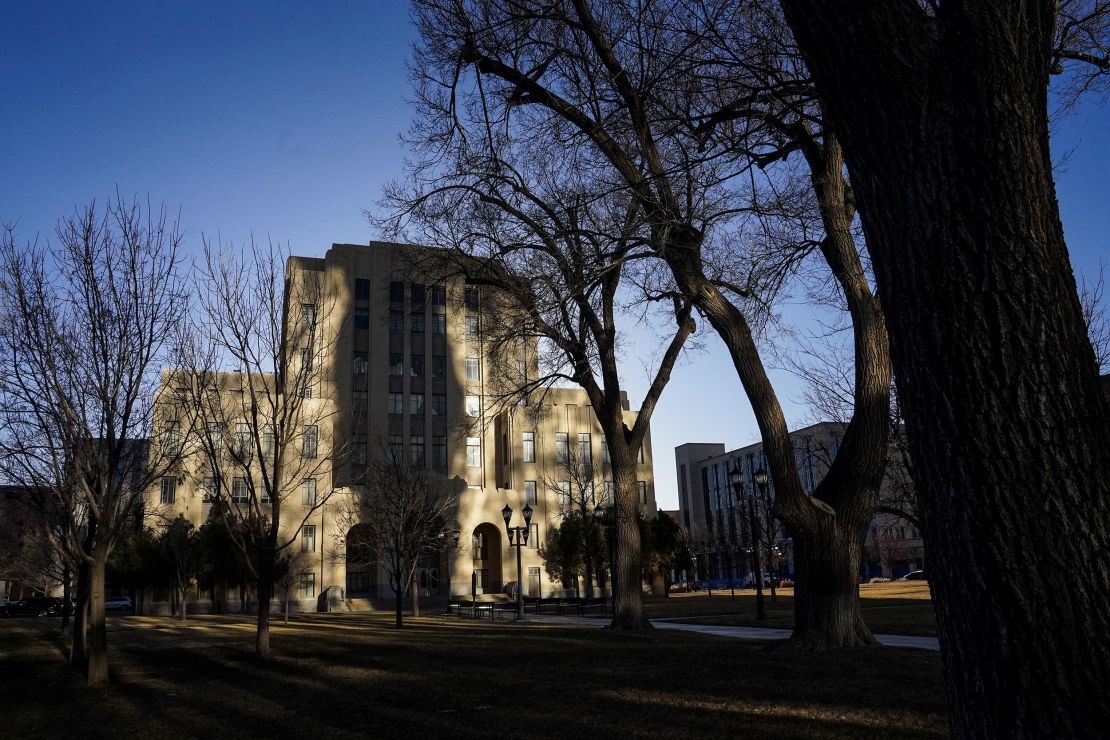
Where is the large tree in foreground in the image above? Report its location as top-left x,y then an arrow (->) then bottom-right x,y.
777,1 -> 1110,736
403,0 -> 890,643
0,196 -> 186,685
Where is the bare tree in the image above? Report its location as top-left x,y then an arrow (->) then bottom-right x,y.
540,444 -> 610,599
175,237 -> 345,658
777,1 -> 1110,734
333,444 -> 459,628
0,195 -> 186,686
1080,266 -> 1110,372
401,0 -> 892,643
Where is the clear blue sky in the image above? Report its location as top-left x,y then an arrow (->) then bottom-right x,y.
3,2 -> 1107,509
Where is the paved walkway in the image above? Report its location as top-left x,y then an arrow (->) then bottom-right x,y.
524,614 -> 940,651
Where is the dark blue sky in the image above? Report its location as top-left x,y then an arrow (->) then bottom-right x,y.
2,2 -> 1106,507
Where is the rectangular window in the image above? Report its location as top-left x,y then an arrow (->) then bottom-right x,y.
353,351 -> 368,375
301,525 -> 316,553
389,310 -> 404,332
410,283 -> 425,309
431,394 -> 446,416
354,309 -> 369,330
302,425 -> 318,458
602,481 -> 614,507
389,434 -> 403,459
465,315 -> 479,337
410,435 -> 425,465
232,477 -> 249,504
465,357 -> 480,381
528,523 -> 539,550
432,355 -> 446,378
235,422 -> 251,458
465,285 -> 480,311
299,571 -> 316,599
465,395 -> 481,417
582,481 -> 595,506
524,480 -> 536,506
579,433 -> 592,464
431,313 -> 446,335
261,427 -> 275,458
433,435 -> 447,467
205,422 -> 223,455
411,355 -> 424,378
600,438 -> 610,464
162,421 -> 180,458
430,284 -> 446,306
638,481 -> 647,505
302,478 -> 317,506
555,433 -> 569,464
527,566 -> 540,597
522,432 -> 535,463
389,281 -> 405,304
200,477 -> 217,503
301,303 -> 316,328
388,393 -> 403,415
410,312 -> 425,333
410,393 -> 425,415
160,476 -> 176,505
466,437 -> 482,468
389,353 -> 403,376
557,481 -> 571,508
355,278 -> 371,300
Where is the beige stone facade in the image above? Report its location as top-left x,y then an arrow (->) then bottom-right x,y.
146,241 -> 656,611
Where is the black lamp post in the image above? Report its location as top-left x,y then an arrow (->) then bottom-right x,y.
441,529 -> 460,614
730,463 -> 766,620
502,503 -> 533,621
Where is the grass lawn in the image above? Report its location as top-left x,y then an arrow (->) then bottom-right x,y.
0,611 -> 947,739
647,582 -> 937,637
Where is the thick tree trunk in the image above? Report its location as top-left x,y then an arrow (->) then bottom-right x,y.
606,446 -> 650,630
86,555 -> 109,687
68,561 -> 89,669
780,2 -> 1110,735
255,576 -> 272,659
788,515 -> 874,648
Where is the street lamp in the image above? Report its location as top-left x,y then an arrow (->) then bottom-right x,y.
441,529 -> 460,614
502,503 -> 533,621
730,463 -> 766,620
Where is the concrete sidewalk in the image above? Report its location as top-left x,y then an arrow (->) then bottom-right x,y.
524,614 -> 940,651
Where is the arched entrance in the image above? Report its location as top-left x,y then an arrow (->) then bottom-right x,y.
345,523 -> 378,597
471,523 -> 503,595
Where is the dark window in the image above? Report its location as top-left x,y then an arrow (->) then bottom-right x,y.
389,310 -> 404,332
410,435 -> 425,465
354,309 -> 369,331
431,394 -> 446,416
411,354 -> 424,377
411,283 -> 426,309
389,281 -> 405,304
433,436 -> 447,467
354,351 -> 368,375
430,285 -> 446,307
410,312 -> 425,333
355,279 -> 371,300
432,355 -> 446,378
431,313 -> 446,334
465,285 -> 479,311
389,354 -> 403,376
410,393 -> 425,415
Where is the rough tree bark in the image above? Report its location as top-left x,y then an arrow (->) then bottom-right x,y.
780,0 -> 1110,734
85,552 -> 109,686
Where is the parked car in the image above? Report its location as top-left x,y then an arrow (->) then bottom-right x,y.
105,596 -> 132,612
899,570 -> 927,582
0,597 -> 65,617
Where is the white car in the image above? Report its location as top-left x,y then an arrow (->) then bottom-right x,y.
104,596 -> 132,611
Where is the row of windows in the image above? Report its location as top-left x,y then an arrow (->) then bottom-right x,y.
386,434 -> 449,467
160,475 -> 319,506
553,432 -> 644,464
163,423 -> 318,459
384,281 -> 450,309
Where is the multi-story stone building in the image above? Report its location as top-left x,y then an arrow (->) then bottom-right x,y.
147,241 -> 657,612
674,421 -> 924,583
